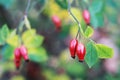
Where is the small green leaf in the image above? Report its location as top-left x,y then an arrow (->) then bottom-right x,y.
1,24 -> 9,38
22,29 -> 36,40
55,0 -> 68,9
6,35 -> 19,47
85,41 -> 98,68
0,24 -> 9,45
28,47 -> 48,63
95,44 -> 114,58
84,26 -> 94,38
24,16 -> 31,30
6,29 -> 19,47
22,29 -> 44,48
0,30 -> 5,45
24,35 -> 44,48
1,45 -> 14,61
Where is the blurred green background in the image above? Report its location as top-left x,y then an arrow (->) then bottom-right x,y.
0,0 -> 120,80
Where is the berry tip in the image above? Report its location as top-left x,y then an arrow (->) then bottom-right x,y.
25,59 -> 29,62
71,56 -> 75,59
79,60 -> 84,63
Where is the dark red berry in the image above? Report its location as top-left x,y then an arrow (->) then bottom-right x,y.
15,58 -> 21,69
76,43 -> 86,62
19,45 -> 29,62
52,15 -> 61,31
14,48 -> 21,69
69,39 -> 78,59
14,48 -> 21,61
82,10 -> 90,25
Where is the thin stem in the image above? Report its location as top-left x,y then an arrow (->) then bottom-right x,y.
68,0 -> 80,26
16,0 -> 31,46
25,0 -> 31,15
38,0 -> 48,15
68,0 -> 83,38
75,27 -> 80,39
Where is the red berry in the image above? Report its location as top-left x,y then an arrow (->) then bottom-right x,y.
19,45 -> 29,62
76,43 -> 86,62
14,48 -> 21,62
15,58 -> 21,69
69,39 -> 78,59
82,10 -> 90,25
52,15 -> 61,31
14,48 -> 21,69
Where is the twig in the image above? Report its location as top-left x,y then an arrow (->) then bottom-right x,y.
68,0 -> 83,39
25,0 -> 31,15
38,0 -> 48,15
16,0 -> 31,45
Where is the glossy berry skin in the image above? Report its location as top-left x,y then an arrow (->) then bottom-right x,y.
14,48 -> 21,61
14,48 -> 21,69
69,39 -> 78,59
15,58 -> 21,69
82,10 -> 90,25
19,45 -> 29,62
76,43 -> 86,62
52,15 -> 61,31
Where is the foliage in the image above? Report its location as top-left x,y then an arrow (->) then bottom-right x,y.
85,41 -> 98,68
0,0 -> 119,80
0,24 -> 48,63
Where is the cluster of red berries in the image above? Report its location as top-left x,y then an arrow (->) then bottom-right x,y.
69,39 -> 86,62
82,9 -> 90,25
14,45 -> 29,69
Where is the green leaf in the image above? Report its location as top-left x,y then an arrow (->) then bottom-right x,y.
24,16 -> 31,30
28,47 -> 48,63
1,45 -> 14,61
6,35 -> 19,47
1,24 -> 9,39
24,35 -> 44,48
95,44 -> 114,58
0,24 -> 9,45
90,0 -> 105,13
90,11 -> 104,28
85,41 -> 98,68
84,26 -> 94,38
22,29 -> 36,40
22,29 -> 44,48
0,30 -> 5,45
6,29 -> 19,47
55,0 -> 67,9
